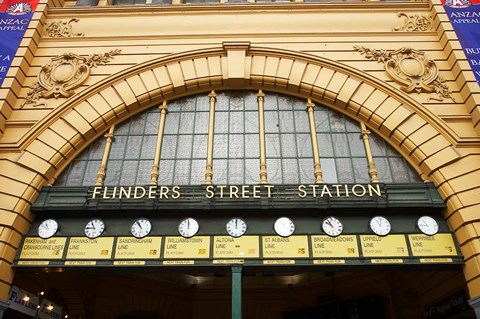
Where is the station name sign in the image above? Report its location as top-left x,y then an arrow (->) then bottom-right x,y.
89,183 -> 383,200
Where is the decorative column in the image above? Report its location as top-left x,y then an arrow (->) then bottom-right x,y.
360,122 -> 380,183
306,99 -> 323,184
95,125 -> 115,186
257,90 -> 268,184
150,101 -> 168,185
231,265 -> 243,319
205,91 -> 216,185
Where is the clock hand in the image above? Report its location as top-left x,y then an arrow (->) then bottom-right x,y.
136,221 -> 142,229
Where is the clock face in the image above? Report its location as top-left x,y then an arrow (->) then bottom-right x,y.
38,219 -> 59,239
130,218 -> 152,238
226,218 -> 247,238
417,216 -> 439,236
369,216 -> 391,236
84,219 -> 105,239
322,216 -> 343,237
178,218 -> 199,238
274,217 -> 295,237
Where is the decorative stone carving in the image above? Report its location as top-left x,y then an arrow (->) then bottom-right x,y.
44,18 -> 84,38
22,49 -> 121,108
354,46 -> 454,102
393,13 -> 433,32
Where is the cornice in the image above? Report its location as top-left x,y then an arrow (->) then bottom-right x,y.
46,1 -> 430,17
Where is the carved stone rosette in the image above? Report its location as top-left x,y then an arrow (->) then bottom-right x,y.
393,13 -> 433,32
44,18 -> 84,38
354,46 -> 454,102
22,49 -> 121,108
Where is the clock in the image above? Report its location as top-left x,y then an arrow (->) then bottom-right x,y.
178,218 -> 199,238
274,217 -> 295,237
38,219 -> 59,239
84,219 -> 105,239
130,218 -> 152,238
417,216 -> 439,236
369,216 -> 391,236
322,216 -> 343,237
226,218 -> 247,238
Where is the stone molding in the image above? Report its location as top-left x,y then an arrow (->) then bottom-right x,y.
44,18 -> 84,38
393,13 -> 433,32
354,46 -> 454,102
21,50 -> 121,108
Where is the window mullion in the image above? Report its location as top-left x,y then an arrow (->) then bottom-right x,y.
360,121 -> 380,183
150,101 -> 168,184
95,125 -> 116,186
257,90 -> 268,184
205,91 -> 216,185
306,99 -> 323,184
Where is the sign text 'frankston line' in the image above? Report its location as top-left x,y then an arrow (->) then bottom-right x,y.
90,184 -> 383,200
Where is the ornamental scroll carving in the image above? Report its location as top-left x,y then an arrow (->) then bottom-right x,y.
44,18 -> 84,38
393,13 -> 433,32
21,49 -> 121,108
354,46 -> 454,102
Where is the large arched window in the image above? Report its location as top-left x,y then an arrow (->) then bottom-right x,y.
55,91 -> 422,186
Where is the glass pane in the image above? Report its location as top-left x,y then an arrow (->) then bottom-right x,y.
129,113 -> 146,135
194,112 -> 209,134
297,134 -> 313,157
120,161 -> 138,185
245,92 -> 257,111
335,158 -> 354,183
321,158 -> 338,183
141,135 -> 156,159
332,134 -> 349,157
191,160 -> 206,185
158,160 -> 174,185
110,136 -> 127,159
125,136 -> 142,159
230,112 -> 244,133
317,133 -> 334,157
192,135 -> 207,158
65,161 -> 87,186
282,158 -> 299,184
374,157 -> 393,183
281,135 -> 297,157
104,160 -> 121,185
266,158 -> 282,184
228,159 -> 244,184
245,134 -> 259,158
314,110 -> 330,132
266,134 -> 281,157
348,133 -> 366,157
176,135 -> 193,158
173,160 -> 191,184
264,111 -> 279,133
213,159 -> 227,184
137,160 -> 152,184
352,158 -> 370,183
164,113 -> 180,134
294,111 -> 309,133
214,113 -> 228,133
196,96 -> 210,111
389,157 -> 410,183
229,134 -> 244,158
89,139 -> 106,160
263,94 -> 277,111
161,136 -> 177,159
213,134 -> 228,158
245,158 -> 259,184
179,112 -> 194,134
279,111 -> 295,132
299,158 -> 315,183
245,111 -> 258,133
145,111 -> 160,135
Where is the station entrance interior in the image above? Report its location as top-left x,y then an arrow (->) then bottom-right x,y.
8,266 -> 475,319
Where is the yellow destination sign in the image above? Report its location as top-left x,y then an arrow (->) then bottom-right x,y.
409,234 -> 458,256
360,235 -> 409,257
164,236 -> 210,259
311,235 -> 359,258
213,236 -> 259,258
262,236 -> 309,258
19,237 -> 66,260
420,258 -> 453,263
66,237 -> 114,259
115,237 -> 162,259
263,260 -> 295,265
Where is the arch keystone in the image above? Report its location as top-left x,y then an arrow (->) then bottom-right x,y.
223,41 -> 251,87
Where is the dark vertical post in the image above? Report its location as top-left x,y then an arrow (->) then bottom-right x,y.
232,265 -> 242,319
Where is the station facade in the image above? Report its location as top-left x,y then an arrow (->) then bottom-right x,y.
1,0 -> 480,318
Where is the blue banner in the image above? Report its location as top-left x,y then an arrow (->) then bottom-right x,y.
443,0 -> 480,85
0,0 -> 38,87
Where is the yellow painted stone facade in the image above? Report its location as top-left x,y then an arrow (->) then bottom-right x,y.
1,0 -> 480,316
